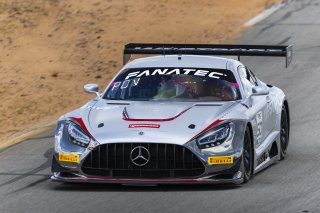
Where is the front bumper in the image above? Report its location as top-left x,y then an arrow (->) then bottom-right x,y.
51,151 -> 244,185
52,120 -> 246,185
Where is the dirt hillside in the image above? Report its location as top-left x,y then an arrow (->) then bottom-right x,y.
0,0 -> 281,143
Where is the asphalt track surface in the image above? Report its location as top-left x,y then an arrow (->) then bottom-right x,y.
1,1 -> 320,212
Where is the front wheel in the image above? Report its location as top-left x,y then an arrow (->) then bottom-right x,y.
280,105 -> 289,160
242,126 -> 253,183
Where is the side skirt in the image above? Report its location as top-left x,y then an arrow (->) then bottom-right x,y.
253,130 -> 280,174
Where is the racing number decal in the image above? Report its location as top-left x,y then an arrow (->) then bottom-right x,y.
256,111 -> 263,145
111,78 -> 140,91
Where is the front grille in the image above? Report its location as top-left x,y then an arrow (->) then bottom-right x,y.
81,143 -> 205,179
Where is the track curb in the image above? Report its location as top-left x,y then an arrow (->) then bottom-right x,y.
245,2 -> 285,26
0,122 -> 56,151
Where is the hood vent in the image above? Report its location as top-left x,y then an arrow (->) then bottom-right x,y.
107,102 -> 130,105
194,103 -> 223,107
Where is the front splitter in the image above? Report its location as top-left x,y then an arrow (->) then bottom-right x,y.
51,174 -> 243,185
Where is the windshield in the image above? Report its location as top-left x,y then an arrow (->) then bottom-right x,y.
103,67 -> 241,102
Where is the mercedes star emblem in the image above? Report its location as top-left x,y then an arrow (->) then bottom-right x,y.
130,146 -> 150,166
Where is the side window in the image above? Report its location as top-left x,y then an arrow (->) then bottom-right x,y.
237,66 -> 252,97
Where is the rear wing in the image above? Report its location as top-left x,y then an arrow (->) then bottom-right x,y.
123,43 -> 293,67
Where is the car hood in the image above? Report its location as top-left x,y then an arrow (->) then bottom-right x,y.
78,100 -> 237,145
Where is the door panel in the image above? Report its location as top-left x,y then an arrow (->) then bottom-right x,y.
237,66 -> 275,147
251,96 -> 269,146
262,90 -> 277,136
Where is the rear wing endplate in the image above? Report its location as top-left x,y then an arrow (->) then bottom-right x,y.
123,43 -> 293,67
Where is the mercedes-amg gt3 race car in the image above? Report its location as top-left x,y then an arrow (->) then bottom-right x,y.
51,43 -> 292,184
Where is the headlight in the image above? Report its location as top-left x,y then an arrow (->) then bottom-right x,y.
68,122 -> 91,147
197,122 -> 235,150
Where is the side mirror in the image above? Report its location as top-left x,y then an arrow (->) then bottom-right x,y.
252,85 -> 269,96
84,84 -> 100,97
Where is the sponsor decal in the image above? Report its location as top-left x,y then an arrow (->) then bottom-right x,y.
264,96 -> 276,121
108,67 -> 237,95
124,68 -> 226,80
58,153 -> 80,163
256,111 -> 263,123
256,111 -> 263,145
129,124 -> 160,128
208,156 -> 234,165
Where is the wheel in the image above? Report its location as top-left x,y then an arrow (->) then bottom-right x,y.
280,105 -> 289,160
242,126 -> 253,183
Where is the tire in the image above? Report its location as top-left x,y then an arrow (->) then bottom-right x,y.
280,105 -> 289,160
242,126 -> 253,183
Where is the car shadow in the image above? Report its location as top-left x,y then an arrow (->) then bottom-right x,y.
48,181 -> 241,192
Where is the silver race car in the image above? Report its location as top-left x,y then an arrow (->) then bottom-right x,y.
51,43 -> 292,184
